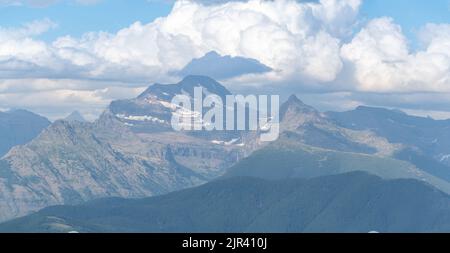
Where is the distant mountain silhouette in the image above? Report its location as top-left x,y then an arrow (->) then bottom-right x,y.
177,51 -> 271,79
327,106 -> 450,167
0,109 -> 50,157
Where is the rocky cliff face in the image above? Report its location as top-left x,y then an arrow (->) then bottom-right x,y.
327,106 -> 450,167
2,76 -> 450,223
0,76 -> 245,222
0,77 -> 406,222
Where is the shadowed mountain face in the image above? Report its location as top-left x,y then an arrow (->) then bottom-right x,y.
222,97 -> 450,194
326,107 -> 450,167
2,172 -> 450,233
222,137 -> 450,195
279,96 -> 380,154
0,110 -> 50,157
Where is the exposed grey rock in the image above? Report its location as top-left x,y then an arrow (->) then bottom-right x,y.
2,76 -> 450,224
0,77 -> 245,222
64,111 -> 87,123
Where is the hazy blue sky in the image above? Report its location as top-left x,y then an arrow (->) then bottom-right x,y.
2,0 -> 449,43
0,1 -> 173,41
361,0 -> 450,48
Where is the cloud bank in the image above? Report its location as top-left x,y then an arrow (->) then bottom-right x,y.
1,0 -> 361,82
342,18 -> 450,93
1,0 -> 450,119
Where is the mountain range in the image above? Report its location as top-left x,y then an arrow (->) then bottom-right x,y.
2,172 -> 450,233
1,75 -> 450,232
224,96 -> 450,193
327,106 -> 450,167
0,76 -> 246,222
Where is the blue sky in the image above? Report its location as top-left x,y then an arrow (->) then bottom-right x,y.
360,0 -> 450,48
1,0 -> 449,43
0,0 -> 173,41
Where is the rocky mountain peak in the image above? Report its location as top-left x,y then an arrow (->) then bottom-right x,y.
65,111 -> 87,123
286,94 -> 302,104
138,75 -> 231,102
109,76 -> 235,134
279,95 -> 324,132
281,95 -> 318,119
179,75 -> 231,96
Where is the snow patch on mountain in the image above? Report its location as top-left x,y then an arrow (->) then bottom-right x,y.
440,154 -> 450,162
211,138 -> 241,146
116,114 -> 166,124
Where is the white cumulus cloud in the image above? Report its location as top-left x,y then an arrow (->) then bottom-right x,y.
1,0 -> 362,84
341,17 -> 450,92
1,0 -> 450,119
